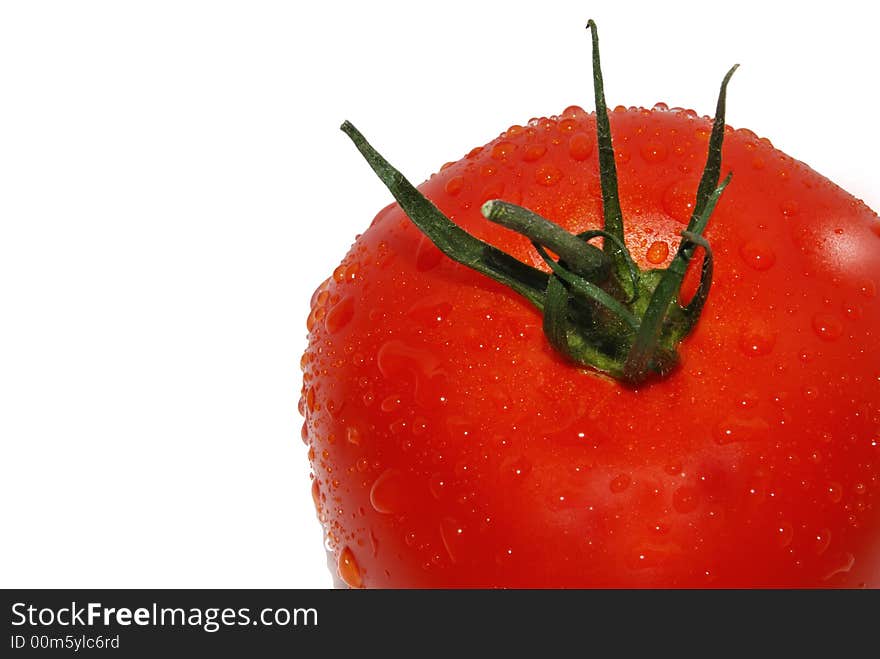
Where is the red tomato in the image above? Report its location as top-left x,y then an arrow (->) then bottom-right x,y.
301,26 -> 880,588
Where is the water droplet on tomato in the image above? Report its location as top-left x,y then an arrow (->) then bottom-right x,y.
415,234 -> 444,271
714,416 -> 770,445
826,481 -> 843,503
324,296 -> 355,334
429,472 -> 449,500
480,181 -> 505,205
300,421 -> 309,444
407,297 -> 452,327
337,546 -> 364,588
797,349 -> 815,363
443,175 -> 464,197
501,455 -> 531,480
376,339 -> 445,405
370,469 -> 407,514
640,141 -> 668,163
454,459 -> 474,478
412,417 -> 428,435
491,141 -> 517,161
662,179 -> 697,223
380,394 -> 402,412
841,301 -> 864,321
823,552 -> 855,581
535,163 -> 562,186
440,518 -> 466,563
521,143 -> 547,162
306,304 -> 325,332
857,279 -> 876,299
811,313 -> 843,341
311,479 -> 322,515
548,491 -> 579,511
802,385 -> 819,402
672,486 -> 699,513
737,391 -> 759,409
646,240 -> 669,265
780,199 -> 799,217
568,132 -> 594,160
746,472 -> 767,505
629,548 -> 666,570
346,426 -> 362,446
739,239 -> 776,271
332,264 -> 347,284
561,105 -> 586,119
814,528 -> 832,555
495,547 -> 515,566
309,279 -> 329,307
650,521 -> 670,536
609,474 -> 631,493
738,325 -> 777,356
776,522 -> 793,548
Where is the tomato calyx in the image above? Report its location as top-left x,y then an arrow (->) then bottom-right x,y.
341,21 -> 738,386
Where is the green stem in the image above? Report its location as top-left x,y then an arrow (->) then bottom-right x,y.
533,243 -> 640,331
341,20 -> 737,386
576,229 -> 641,302
482,200 -> 609,282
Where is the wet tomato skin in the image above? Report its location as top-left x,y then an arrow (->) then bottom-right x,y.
302,106 -> 880,588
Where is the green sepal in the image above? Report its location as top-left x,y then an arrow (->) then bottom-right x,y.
340,121 -> 548,309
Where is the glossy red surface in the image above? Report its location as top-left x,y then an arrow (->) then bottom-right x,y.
303,106 -> 880,587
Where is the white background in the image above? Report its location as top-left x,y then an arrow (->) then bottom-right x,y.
0,1 -> 876,588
